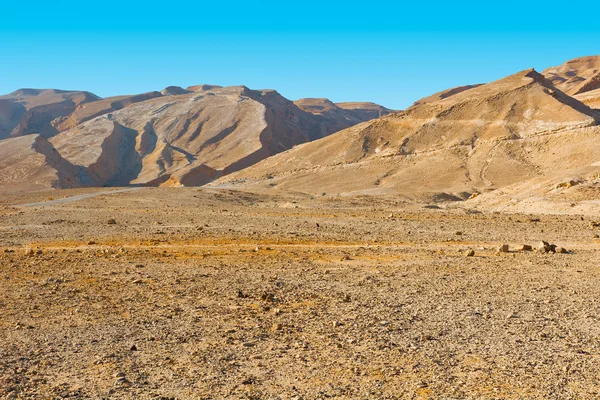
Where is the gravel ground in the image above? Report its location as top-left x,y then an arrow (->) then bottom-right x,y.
1,188 -> 600,399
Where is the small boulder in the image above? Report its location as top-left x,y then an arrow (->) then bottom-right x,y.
518,244 -> 533,252
537,241 -> 551,253
465,249 -> 475,257
497,244 -> 509,253
271,323 -> 283,332
556,180 -> 579,189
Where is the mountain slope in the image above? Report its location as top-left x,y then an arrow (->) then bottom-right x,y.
54,91 -> 164,132
0,85 -> 389,190
412,84 -> 483,105
294,98 -> 393,138
0,89 -> 100,139
48,86 -> 385,187
543,55 -> 600,96
574,88 -> 600,110
0,135 -> 81,191
211,69 -> 600,199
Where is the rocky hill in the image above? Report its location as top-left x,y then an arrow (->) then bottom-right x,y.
543,55 -> 600,96
293,98 -> 393,138
211,67 -> 600,203
0,89 -> 99,140
0,134 -> 80,191
0,85 -> 389,190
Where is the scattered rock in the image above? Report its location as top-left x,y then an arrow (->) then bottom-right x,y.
271,323 -> 283,331
536,241 -> 566,254
260,292 -> 275,302
556,180 -> 579,189
517,244 -> 533,252
107,219 -> 117,225
537,241 -> 551,253
241,376 -> 256,385
465,249 -> 475,257
497,244 -> 509,253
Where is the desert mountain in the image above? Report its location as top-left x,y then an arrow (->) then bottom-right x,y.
5,55 -> 600,199
0,89 -> 99,140
212,69 -> 600,200
0,85 -> 389,190
571,88 -> 600,110
543,56 -> 600,96
294,98 -> 393,137
53,92 -> 164,132
0,134 -> 80,191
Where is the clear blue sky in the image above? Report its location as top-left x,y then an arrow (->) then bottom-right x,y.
1,0 -> 599,110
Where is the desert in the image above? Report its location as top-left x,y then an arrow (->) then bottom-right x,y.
2,55 -> 600,399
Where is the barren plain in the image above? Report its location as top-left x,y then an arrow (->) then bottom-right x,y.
2,188 -> 600,399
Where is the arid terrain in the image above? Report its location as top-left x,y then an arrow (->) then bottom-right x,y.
3,55 -> 600,399
0,86 -> 391,191
2,188 -> 600,399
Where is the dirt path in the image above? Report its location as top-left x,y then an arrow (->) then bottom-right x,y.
15,187 -> 146,207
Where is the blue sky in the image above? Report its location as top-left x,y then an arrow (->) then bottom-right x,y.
1,1 -> 599,109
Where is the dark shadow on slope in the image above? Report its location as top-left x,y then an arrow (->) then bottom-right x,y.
198,122 -> 239,151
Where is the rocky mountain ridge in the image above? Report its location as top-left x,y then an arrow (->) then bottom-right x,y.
0,84 -> 392,191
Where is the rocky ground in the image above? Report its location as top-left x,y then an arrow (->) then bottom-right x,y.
2,188 -> 600,399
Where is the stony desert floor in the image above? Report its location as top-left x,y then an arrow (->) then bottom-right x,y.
2,188 -> 600,399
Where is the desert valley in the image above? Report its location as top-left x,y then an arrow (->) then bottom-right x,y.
2,55 -> 600,398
